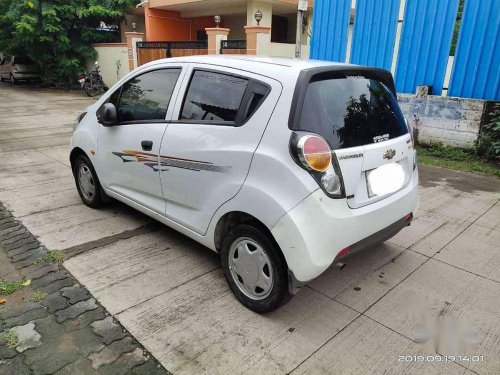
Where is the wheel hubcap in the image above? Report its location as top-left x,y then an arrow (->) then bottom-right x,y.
228,238 -> 273,300
78,164 -> 95,201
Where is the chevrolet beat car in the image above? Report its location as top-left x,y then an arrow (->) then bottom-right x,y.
70,56 -> 419,313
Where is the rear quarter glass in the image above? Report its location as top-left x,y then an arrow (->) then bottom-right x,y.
293,75 -> 408,150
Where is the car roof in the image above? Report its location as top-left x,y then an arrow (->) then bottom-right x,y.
144,55 -> 359,79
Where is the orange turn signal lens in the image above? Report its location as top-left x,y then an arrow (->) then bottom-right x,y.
298,135 -> 332,172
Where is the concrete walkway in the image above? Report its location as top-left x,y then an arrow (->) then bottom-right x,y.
1,83 -> 499,374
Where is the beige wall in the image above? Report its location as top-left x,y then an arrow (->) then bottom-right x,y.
87,44 -> 129,87
256,32 -> 309,58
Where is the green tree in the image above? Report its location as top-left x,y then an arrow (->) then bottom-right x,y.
450,0 -> 465,56
0,0 -> 134,86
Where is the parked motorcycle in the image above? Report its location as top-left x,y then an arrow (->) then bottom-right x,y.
78,62 -> 108,97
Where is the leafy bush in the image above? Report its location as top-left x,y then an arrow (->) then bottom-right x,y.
476,103 -> 500,160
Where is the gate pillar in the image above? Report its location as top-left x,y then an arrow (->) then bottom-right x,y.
125,32 -> 145,70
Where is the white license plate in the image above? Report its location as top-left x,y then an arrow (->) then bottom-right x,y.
366,162 -> 405,197
78,78 -> 85,84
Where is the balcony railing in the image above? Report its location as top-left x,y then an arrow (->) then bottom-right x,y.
220,40 -> 247,54
136,40 -> 209,64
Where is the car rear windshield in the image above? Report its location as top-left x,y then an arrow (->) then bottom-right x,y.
14,56 -> 35,65
298,77 -> 408,149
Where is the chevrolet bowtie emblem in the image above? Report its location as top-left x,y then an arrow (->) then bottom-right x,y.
383,149 -> 396,160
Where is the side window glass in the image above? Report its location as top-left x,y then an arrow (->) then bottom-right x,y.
117,68 -> 181,122
180,70 -> 248,123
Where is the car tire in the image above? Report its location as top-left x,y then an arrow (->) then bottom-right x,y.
72,154 -> 105,208
10,74 -> 16,84
221,224 -> 291,313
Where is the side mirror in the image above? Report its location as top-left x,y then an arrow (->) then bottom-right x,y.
96,103 -> 117,126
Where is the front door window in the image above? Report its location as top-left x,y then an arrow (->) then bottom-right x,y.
112,68 -> 181,123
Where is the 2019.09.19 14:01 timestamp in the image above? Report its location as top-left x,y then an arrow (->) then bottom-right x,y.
398,355 -> 484,363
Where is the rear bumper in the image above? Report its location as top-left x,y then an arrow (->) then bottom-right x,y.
271,169 -> 419,282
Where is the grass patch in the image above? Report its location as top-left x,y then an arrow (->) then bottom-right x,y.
29,291 -> 47,302
33,250 -> 64,265
417,144 -> 500,178
0,279 -> 26,295
0,329 -> 19,349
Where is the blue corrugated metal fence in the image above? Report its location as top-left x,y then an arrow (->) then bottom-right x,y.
394,0 -> 459,95
309,0 -> 499,100
350,0 -> 400,70
448,0 -> 499,100
310,0 -> 351,62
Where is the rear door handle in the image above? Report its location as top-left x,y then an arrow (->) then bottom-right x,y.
141,140 -> 153,151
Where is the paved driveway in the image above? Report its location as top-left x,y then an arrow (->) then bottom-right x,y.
1,83 -> 499,375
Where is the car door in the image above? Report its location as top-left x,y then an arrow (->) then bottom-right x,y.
159,65 -> 281,235
97,65 -> 185,213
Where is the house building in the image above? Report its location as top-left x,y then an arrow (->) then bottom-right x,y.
91,0 -> 313,86
125,0 -> 312,44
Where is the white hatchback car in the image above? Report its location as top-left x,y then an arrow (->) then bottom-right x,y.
70,55 -> 419,313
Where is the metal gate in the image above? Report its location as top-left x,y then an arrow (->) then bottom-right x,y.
220,40 -> 247,55
136,41 -> 208,66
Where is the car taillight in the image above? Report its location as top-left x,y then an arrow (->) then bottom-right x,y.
290,132 -> 345,198
297,135 -> 331,172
